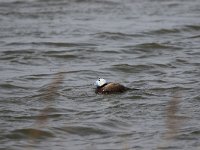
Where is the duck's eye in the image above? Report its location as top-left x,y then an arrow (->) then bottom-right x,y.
98,79 -> 100,81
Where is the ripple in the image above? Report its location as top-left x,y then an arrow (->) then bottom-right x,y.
0,0 -> 200,149
188,35 -> 200,39
177,127 -> 200,141
6,42 -> 96,47
55,125 -> 108,136
110,64 -> 155,73
94,32 -> 138,40
43,51 -> 78,59
98,118 -> 131,132
150,86 -> 190,91
147,25 -> 200,36
0,49 -> 50,65
135,42 -> 174,49
6,128 -> 54,139
0,83 -> 29,90
190,130 -> 200,136
183,25 -> 200,31
147,28 -> 181,35
2,50 -> 35,55
194,95 -> 200,101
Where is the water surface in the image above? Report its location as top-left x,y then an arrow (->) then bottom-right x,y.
0,0 -> 200,150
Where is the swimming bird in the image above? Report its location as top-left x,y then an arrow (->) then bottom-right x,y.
94,78 -> 129,94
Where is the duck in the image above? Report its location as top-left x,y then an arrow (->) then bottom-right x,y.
94,78 -> 129,94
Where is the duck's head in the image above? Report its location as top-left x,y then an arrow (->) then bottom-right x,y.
95,78 -> 107,87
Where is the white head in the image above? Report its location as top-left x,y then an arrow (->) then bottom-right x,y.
95,78 -> 107,87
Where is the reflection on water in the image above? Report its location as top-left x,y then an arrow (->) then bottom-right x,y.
29,71 -> 64,143
165,92 -> 183,140
158,91 -> 188,149
0,0 -> 200,150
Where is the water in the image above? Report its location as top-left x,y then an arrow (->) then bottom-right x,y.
0,0 -> 200,149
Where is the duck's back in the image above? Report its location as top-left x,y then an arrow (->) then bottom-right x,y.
96,82 -> 128,94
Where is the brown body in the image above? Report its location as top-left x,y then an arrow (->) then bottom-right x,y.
95,82 -> 129,94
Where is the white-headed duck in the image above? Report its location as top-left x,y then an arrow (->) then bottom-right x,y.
94,78 -> 129,94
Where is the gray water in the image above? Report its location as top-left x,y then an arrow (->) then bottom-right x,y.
0,0 -> 200,150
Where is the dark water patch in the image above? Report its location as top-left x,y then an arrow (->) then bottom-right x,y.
183,25 -> 200,31
6,42 -> 96,48
45,53 -> 77,59
0,83 -> 30,90
177,133 -> 199,141
3,114 -> 63,122
146,24 -> 200,37
110,64 -> 155,73
147,28 -> 181,35
175,127 -> 200,141
126,95 -> 146,100
55,125 -> 109,136
188,35 -> 200,39
94,32 -> 136,41
43,50 -> 69,54
91,49 -> 120,54
186,50 -> 200,56
190,130 -> 200,136
157,145 -> 182,149
6,128 -> 54,140
75,110 -> 98,117
0,0 -> 33,6
153,63 -> 176,69
0,0 -> 69,14
37,113 -> 64,120
135,42 -> 174,49
1,11 -> 41,19
0,96 -> 29,105
0,55 -> 17,60
28,73 -> 58,78
173,59 -> 199,68
73,0 -> 120,5
29,106 -> 77,114
194,95 -> 200,101
175,58 -> 189,64
28,71 -> 74,78
2,50 -> 35,55
42,51 -> 78,59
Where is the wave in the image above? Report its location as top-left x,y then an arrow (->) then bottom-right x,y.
6,42 -> 96,47
6,128 -> 54,139
94,32 -> 141,40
